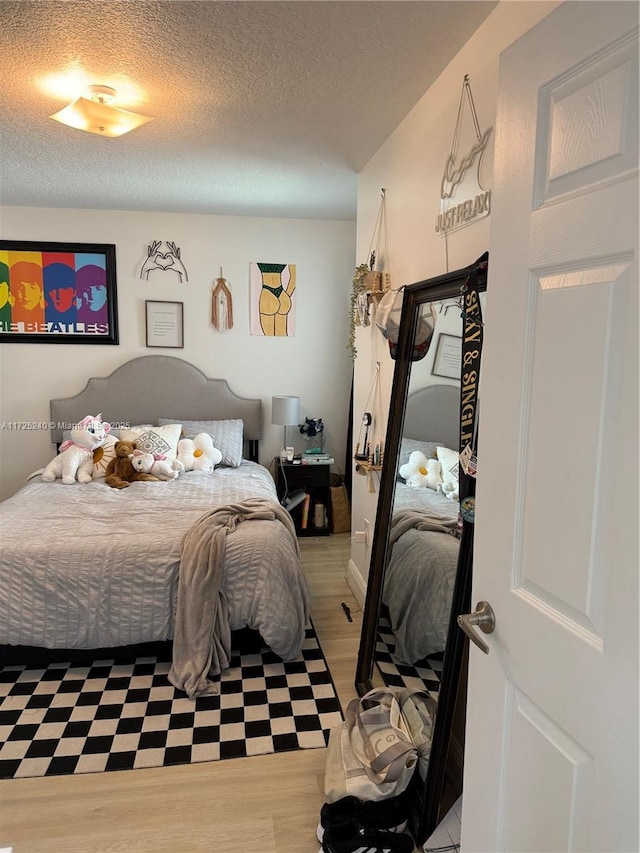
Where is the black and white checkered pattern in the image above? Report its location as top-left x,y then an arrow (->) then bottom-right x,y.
0,626 -> 343,780
375,609 -> 444,697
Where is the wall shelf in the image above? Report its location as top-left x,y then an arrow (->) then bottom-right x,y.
353,460 -> 383,473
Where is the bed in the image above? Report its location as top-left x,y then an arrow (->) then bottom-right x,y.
381,383 -> 461,665
0,356 -> 310,669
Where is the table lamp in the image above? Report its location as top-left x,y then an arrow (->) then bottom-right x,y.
271,395 -> 300,458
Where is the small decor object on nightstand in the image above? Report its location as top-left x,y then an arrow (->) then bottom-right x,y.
299,417 -> 325,454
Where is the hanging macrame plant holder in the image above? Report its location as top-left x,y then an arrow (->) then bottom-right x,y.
348,190 -> 392,357
211,269 -> 233,332
366,188 -> 391,306
354,361 -> 384,492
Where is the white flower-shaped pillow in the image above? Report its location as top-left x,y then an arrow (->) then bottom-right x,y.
399,451 -> 443,491
178,432 -> 223,473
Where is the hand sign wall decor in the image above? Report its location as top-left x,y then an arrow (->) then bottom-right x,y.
140,240 -> 189,283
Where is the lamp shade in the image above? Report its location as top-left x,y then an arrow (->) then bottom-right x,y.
271,395 -> 300,426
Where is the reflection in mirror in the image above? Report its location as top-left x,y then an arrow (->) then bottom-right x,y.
376,298 -> 463,697
355,254 -> 488,845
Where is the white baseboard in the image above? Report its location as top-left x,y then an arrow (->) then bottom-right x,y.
346,558 -> 366,609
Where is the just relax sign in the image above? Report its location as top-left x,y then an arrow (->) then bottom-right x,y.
435,76 -> 493,236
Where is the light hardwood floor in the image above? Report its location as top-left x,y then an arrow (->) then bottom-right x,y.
0,533 -> 367,853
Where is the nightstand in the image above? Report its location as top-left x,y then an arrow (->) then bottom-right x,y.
275,460 -> 331,536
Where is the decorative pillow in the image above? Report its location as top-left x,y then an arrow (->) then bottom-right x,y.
399,452 -> 443,491
398,438 -> 441,471
178,433 -> 223,473
437,446 -> 459,501
92,433 -> 119,479
159,418 -> 243,468
119,423 -> 182,461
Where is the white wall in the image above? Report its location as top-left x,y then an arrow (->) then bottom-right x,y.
0,207 -> 355,499
349,1 -> 560,596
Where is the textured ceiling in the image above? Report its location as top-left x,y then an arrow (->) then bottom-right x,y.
0,1 -> 497,219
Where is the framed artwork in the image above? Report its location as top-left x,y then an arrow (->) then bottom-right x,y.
250,262 -> 296,336
0,240 -> 118,344
145,300 -> 184,348
432,332 -> 462,379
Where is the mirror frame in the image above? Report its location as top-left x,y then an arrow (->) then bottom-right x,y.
355,259 -> 487,844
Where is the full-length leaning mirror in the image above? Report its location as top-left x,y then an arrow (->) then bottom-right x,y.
355,253 -> 488,845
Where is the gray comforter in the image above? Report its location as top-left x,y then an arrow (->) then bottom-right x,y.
0,462 -> 310,658
382,482 -> 460,664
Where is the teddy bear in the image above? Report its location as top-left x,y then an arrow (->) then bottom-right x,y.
104,440 -> 159,489
177,433 -> 222,473
42,414 -> 111,485
128,449 -> 179,481
399,451 -> 443,491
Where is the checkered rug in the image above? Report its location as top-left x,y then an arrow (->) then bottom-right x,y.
0,625 -> 343,780
375,609 -> 444,697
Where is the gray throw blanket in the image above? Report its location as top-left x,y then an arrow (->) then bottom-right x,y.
389,510 -> 460,546
384,509 -> 461,663
168,497 -> 300,698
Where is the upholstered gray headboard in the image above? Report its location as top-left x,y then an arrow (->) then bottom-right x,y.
49,355 -> 263,450
403,383 -> 460,450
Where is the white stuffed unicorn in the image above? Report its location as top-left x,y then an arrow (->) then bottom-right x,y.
42,414 -> 111,484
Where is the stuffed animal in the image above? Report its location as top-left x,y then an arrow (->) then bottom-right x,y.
129,449 -> 179,481
178,433 -> 223,473
441,480 -> 459,502
104,440 -> 158,489
399,451 -> 443,491
42,414 -> 111,485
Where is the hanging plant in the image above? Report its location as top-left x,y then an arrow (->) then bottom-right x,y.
348,263 -> 370,360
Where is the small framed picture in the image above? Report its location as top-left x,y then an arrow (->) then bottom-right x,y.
432,333 -> 462,379
145,300 -> 184,348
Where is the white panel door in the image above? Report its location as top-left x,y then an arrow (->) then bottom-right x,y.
461,3 -> 639,852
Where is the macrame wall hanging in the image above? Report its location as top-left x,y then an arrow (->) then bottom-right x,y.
354,361 -> 384,492
211,268 -> 233,332
364,187 -> 392,310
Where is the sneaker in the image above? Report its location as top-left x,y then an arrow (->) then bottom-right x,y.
318,819 -> 415,853
316,794 -> 410,841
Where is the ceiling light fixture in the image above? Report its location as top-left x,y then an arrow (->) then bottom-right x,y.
50,84 -> 153,138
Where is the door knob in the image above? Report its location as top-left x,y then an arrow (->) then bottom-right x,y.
457,601 -> 495,654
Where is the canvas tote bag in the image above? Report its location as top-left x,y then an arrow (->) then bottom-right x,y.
324,687 -> 419,803
397,688 -> 437,782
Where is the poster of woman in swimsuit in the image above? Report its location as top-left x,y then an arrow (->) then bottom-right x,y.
250,262 -> 296,337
